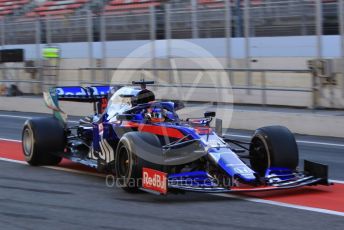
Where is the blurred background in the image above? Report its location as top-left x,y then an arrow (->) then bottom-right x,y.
0,0 -> 343,109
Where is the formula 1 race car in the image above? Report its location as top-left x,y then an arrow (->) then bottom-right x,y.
22,81 -> 330,194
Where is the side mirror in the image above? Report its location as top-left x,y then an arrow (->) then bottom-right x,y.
204,111 -> 216,118
173,100 -> 185,111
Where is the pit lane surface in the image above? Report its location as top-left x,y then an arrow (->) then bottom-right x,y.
0,111 -> 343,230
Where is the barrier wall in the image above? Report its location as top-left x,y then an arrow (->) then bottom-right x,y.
2,57 -> 344,108
2,35 -> 343,60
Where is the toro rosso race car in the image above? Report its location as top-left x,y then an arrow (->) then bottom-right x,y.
22,81 -> 330,195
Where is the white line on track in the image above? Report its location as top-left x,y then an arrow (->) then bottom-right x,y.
0,157 -> 26,164
43,166 -> 105,178
0,157 -> 104,178
0,138 -> 21,142
297,140 -> 344,148
330,179 -> 344,184
213,193 -> 344,217
0,113 -> 79,123
226,134 -> 252,139
227,134 -> 344,148
0,114 -> 31,119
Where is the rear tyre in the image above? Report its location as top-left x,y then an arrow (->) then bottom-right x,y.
249,126 -> 299,176
114,132 -> 163,193
22,118 -> 65,166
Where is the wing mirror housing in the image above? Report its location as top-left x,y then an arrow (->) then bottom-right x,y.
173,100 -> 185,111
204,111 -> 216,118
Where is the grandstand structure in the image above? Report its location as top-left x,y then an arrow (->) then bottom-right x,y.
0,0 -> 34,17
104,0 -> 161,14
26,0 -> 92,17
0,0 -> 341,45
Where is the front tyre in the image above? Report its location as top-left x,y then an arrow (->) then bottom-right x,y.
114,132 -> 163,193
22,118 -> 65,166
249,126 -> 299,176
115,141 -> 139,192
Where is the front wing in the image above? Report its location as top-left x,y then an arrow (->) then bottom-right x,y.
143,160 -> 331,195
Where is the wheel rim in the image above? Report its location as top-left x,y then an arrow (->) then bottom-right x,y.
117,145 -> 130,178
250,137 -> 269,175
23,128 -> 33,157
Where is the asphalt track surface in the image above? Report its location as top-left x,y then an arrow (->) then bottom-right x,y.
0,111 -> 343,230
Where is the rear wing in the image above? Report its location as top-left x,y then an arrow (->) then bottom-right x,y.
54,86 -> 112,102
44,85 -> 119,125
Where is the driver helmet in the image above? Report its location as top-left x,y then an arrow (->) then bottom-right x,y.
148,107 -> 165,123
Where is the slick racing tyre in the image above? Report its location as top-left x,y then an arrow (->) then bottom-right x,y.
22,117 -> 65,166
249,126 -> 299,176
115,132 -> 163,193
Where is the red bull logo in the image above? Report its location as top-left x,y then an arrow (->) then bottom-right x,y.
142,168 -> 167,194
